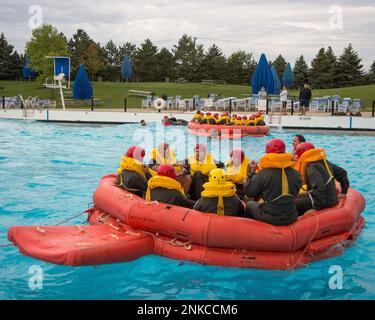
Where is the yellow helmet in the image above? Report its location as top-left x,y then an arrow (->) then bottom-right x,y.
209,168 -> 227,185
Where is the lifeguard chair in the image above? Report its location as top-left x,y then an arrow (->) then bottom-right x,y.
44,56 -> 71,110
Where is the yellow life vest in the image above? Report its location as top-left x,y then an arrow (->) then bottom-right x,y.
295,148 -> 334,186
255,115 -> 265,125
188,153 -> 217,176
234,119 -> 243,126
192,114 -> 202,122
202,116 -> 215,124
151,148 -> 177,165
145,175 -> 185,201
258,153 -> 296,201
201,181 -> 237,215
245,119 -> 257,126
226,157 -> 250,184
117,156 -> 147,179
219,116 -> 230,124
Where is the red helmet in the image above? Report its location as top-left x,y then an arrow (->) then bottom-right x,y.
163,115 -> 169,119
230,149 -> 245,162
126,146 -> 146,161
222,112 -> 228,116
295,142 -> 315,159
213,113 -> 219,118
250,115 -> 256,120
266,139 -> 286,154
157,164 -> 176,179
206,112 -> 212,116
232,115 -> 237,119
242,115 -> 247,120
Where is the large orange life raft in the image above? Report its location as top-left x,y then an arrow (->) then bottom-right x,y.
8,174 -> 365,270
188,122 -> 270,138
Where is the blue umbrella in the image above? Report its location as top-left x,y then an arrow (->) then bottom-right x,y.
73,64 -> 93,99
121,54 -> 133,82
270,65 -> 281,94
251,53 -> 275,94
282,63 -> 295,88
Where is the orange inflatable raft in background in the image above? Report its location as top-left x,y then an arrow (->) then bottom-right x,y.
187,122 -> 270,139
8,174 -> 365,270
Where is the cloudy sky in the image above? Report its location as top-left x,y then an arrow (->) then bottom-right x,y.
1,0 -> 374,69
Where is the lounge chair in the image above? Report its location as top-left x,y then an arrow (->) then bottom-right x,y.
337,98 -> 352,113
350,99 -> 362,113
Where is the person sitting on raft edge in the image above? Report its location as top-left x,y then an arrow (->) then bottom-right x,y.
194,168 -> 245,217
226,148 -> 250,200
294,142 -> 349,216
200,112 -> 217,125
117,146 -> 152,198
180,144 -> 224,201
145,164 -> 195,209
244,139 -> 302,226
218,112 -> 231,125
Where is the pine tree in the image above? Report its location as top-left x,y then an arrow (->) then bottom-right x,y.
309,48 -> 327,88
68,29 -> 95,76
102,40 -> 120,81
226,51 -> 256,85
368,61 -> 375,84
155,48 -> 175,81
172,35 -> 199,81
293,55 -> 309,88
133,39 -> 158,82
271,54 -> 287,79
335,44 -> 365,87
0,33 -> 23,80
200,44 -> 227,80
322,46 -> 338,88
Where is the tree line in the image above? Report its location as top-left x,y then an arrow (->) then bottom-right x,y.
1,24 -> 375,89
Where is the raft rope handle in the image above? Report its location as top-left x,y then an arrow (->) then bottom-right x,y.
144,200 -> 160,206
75,225 -> 85,233
36,226 -> 46,234
102,233 -> 120,240
289,211 -> 320,270
141,229 -> 193,251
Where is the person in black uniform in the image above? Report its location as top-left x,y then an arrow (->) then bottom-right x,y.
117,146 -> 151,198
194,168 -> 245,216
146,164 -> 195,209
294,142 -> 350,215
244,139 -> 302,226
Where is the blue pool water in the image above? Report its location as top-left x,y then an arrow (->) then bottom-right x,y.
0,119 -> 374,300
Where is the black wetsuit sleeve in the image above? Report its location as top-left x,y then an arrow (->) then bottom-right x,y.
245,172 -> 263,199
175,193 -> 195,209
193,199 -> 203,211
305,165 -> 327,208
330,161 -> 350,194
236,197 -> 245,217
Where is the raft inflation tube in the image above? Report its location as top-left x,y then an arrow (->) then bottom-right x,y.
188,122 -> 270,139
8,174 -> 365,270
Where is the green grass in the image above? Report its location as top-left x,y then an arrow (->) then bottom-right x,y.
0,80 -> 374,110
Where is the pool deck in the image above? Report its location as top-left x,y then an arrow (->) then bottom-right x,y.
1,108 -> 375,134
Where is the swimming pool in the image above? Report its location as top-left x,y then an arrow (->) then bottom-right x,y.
0,119 -> 374,300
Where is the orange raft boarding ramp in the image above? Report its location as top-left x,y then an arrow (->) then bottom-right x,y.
8,174 -> 365,270
187,122 -> 270,139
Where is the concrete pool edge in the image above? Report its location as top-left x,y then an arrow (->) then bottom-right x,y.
1,109 -> 375,135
